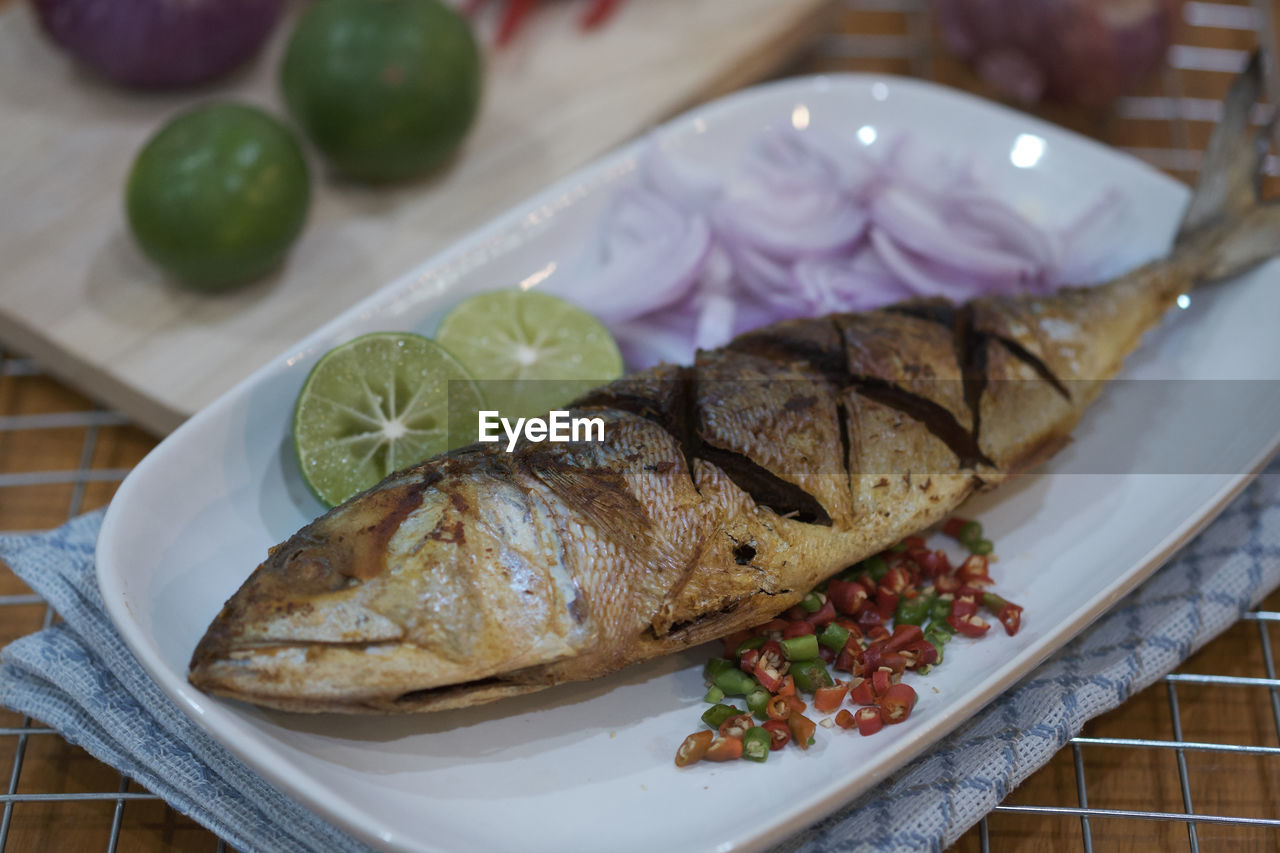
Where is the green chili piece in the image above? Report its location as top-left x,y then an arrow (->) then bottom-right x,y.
800,591 -> 824,612
863,555 -> 889,581
705,657 -> 735,683
970,538 -> 994,555
818,622 -> 851,653
746,688 -> 771,720
701,703 -> 740,729
895,588 -> 938,626
887,541 -> 909,552
982,592 -> 1010,612
735,636 -> 766,656
930,597 -> 953,622
925,618 -> 955,640
742,727 -> 771,763
703,685 -> 725,704
791,659 -> 833,692
781,633 -> 820,661
714,666 -> 757,697
958,521 -> 983,549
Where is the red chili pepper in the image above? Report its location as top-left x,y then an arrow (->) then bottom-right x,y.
900,536 -> 927,551
998,603 -> 1023,635
809,598 -> 837,627
739,648 -> 760,674
957,554 -> 993,587
856,606 -> 885,630
834,709 -> 857,729
934,574 -> 962,594
854,706 -> 884,736
717,713 -> 754,740
982,592 -> 1024,636
818,645 -> 835,664
776,674 -> 796,697
827,579 -> 868,614
880,683 -> 917,724
900,639 -> 939,667
833,644 -> 863,674
864,625 -> 891,644
753,641 -> 788,692
761,719 -> 791,750
787,711 -> 817,750
784,604 -> 809,621
875,589 -> 899,620
705,735 -> 743,761
947,608 -> 991,638
784,620 -> 815,639
579,0 -> 623,30
674,730 -> 714,767
863,643 -> 907,675
834,617 -> 863,638
880,565 -> 912,594
911,548 -> 952,577
884,623 -> 924,653
848,677 -> 876,706
941,517 -> 972,538
813,682 -> 849,713
494,0 -> 536,46
870,668 -> 894,698
765,695 -> 792,721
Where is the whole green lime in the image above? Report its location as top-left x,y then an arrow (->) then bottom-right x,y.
281,0 -> 483,183
126,102 -> 311,291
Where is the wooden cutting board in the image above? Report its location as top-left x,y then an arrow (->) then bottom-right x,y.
0,0 -> 830,435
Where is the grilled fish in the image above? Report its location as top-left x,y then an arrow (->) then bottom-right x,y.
190,57 -> 1280,713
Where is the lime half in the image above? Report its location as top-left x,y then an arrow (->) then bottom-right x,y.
293,332 -> 483,506
435,290 -> 623,421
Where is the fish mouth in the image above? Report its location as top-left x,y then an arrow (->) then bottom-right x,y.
188,642 -> 553,714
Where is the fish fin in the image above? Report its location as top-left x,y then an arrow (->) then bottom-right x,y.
1174,51 -> 1280,283
1177,51 -> 1271,243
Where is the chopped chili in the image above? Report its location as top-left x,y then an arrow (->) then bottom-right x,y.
675,730 -> 713,767
761,719 -> 791,750
705,735 -> 743,762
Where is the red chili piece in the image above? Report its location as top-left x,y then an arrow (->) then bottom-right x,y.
827,579 -> 868,614
848,677 -> 876,706
854,706 -> 884,736
675,730 -> 713,767
834,709 -> 857,730
718,713 -> 754,740
880,683 -> 918,724
784,620 -> 816,639
942,517 -> 972,538
813,683 -> 849,713
705,735 -> 743,762
787,711 -> 817,750
761,719 -> 791,750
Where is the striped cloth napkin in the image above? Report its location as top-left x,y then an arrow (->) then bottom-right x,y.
1,459 -> 1277,852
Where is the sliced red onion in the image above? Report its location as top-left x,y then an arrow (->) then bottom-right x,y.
870,186 -> 1040,282
709,128 -> 872,259
612,311 -> 697,370
791,250 -> 915,313
640,140 -> 723,213
547,187 -> 711,325
575,125 -> 1123,371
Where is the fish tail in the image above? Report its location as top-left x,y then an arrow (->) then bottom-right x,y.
1176,50 -> 1280,283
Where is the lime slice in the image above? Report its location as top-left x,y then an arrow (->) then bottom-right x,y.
435,289 -> 623,421
293,332 -> 483,507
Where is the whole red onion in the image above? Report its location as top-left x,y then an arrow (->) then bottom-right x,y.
30,0 -> 286,89
938,0 -> 1180,107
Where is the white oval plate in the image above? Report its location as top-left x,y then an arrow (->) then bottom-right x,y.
97,74 -> 1280,853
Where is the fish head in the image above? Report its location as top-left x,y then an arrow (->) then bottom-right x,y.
188,456 -> 587,712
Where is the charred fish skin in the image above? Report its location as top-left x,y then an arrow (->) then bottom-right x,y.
190,55 -> 1280,713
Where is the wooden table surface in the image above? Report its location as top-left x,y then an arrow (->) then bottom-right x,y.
3,1 -> 1279,851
